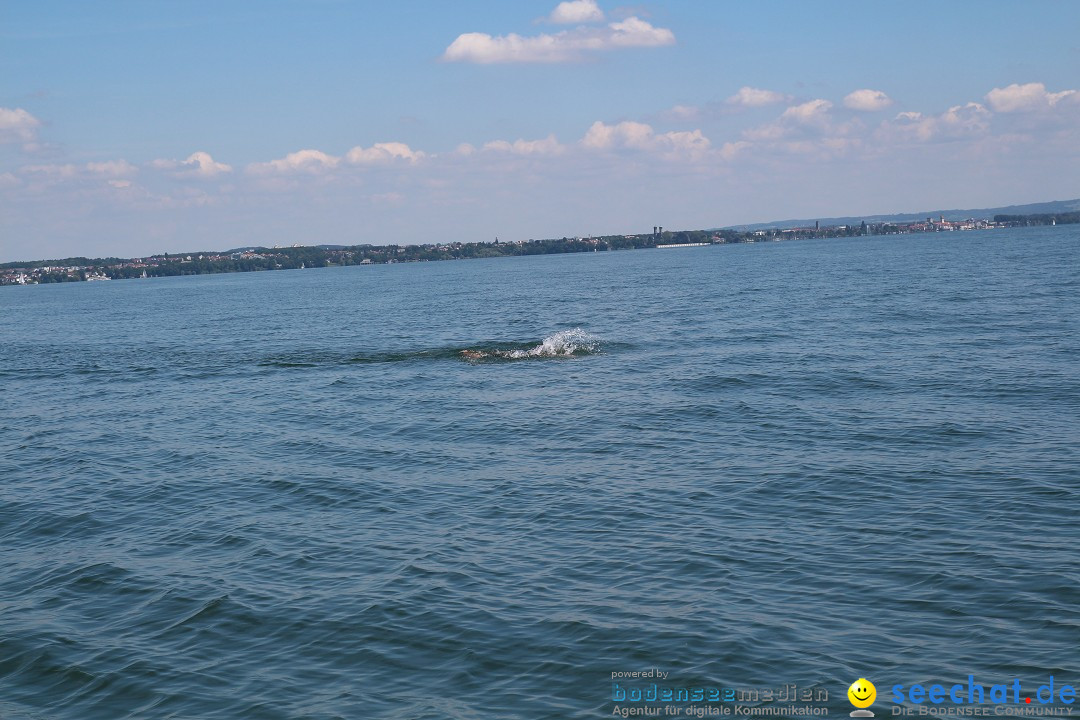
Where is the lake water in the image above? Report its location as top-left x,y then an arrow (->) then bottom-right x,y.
2,227 -> 1078,719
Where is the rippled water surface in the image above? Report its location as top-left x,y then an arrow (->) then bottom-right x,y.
2,228 -> 1078,719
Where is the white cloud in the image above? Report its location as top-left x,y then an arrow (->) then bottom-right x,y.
442,16 -> 673,63
661,130 -> 711,159
581,120 -> 710,160
582,120 -> 651,150
0,107 -> 41,145
483,134 -> 564,155
549,0 -> 604,24
726,87 -> 789,107
939,102 -> 992,133
743,100 -> 834,142
346,141 -> 426,165
152,151 -> 233,177
844,89 -> 893,111
605,17 -> 674,48
985,82 -> 1078,112
781,99 -> 833,124
248,149 -> 340,174
881,103 -> 991,142
738,100 -> 872,157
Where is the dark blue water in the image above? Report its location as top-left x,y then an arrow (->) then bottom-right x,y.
2,228 -> 1078,720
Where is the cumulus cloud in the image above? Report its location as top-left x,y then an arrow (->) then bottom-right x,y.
653,130 -> 711,159
604,18 -> 674,48
346,142 -> 425,165
726,87 -> 789,107
739,99 -> 870,156
780,99 -> 833,124
582,120 -> 710,159
248,149 -> 340,175
985,82 -> 1078,112
881,103 -> 991,142
482,134 -> 564,155
844,89 -> 893,111
936,102 -> 992,134
0,107 -> 42,147
152,151 -> 233,178
548,0 -> 604,24
582,120 -> 651,149
442,16 -> 674,63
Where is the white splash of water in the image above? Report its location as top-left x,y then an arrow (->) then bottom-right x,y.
503,328 -> 599,358
461,328 -> 600,360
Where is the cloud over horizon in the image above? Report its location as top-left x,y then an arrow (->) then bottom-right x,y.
14,81 -> 1078,192
6,80 -> 1079,262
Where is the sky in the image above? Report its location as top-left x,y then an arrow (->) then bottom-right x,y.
2,0 -> 1079,261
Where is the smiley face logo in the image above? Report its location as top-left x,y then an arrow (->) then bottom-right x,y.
848,678 -> 876,709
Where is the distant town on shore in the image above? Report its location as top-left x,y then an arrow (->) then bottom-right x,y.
3,207 -> 1077,286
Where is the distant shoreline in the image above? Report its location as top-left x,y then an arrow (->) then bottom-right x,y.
2,212 -> 1073,286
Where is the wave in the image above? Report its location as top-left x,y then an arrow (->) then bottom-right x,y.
460,328 -> 601,361
258,329 -> 602,368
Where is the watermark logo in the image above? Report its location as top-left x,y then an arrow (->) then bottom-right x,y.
889,676 -> 1076,715
848,679 -> 877,717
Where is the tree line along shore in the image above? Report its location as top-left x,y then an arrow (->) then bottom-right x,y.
3,211 -> 1076,286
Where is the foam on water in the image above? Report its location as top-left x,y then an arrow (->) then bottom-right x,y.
462,328 -> 601,360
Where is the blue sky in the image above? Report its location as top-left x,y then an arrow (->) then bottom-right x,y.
2,0 -> 1079,261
